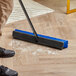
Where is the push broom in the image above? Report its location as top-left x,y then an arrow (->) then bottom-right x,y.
13,0 -> 68,50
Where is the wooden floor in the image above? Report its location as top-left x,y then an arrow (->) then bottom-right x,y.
0,0 -> 76,76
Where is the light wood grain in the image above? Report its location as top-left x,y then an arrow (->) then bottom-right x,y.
0,1 -> 76,76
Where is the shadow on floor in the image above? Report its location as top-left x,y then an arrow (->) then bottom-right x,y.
34,0 -> 67,14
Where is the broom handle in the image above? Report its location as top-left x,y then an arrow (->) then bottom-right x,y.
19,0 -> 38,40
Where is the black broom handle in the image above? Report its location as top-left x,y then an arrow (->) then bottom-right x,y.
19,0 -> 38,40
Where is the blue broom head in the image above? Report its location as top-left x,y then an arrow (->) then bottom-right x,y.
14,29 -> 68,48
